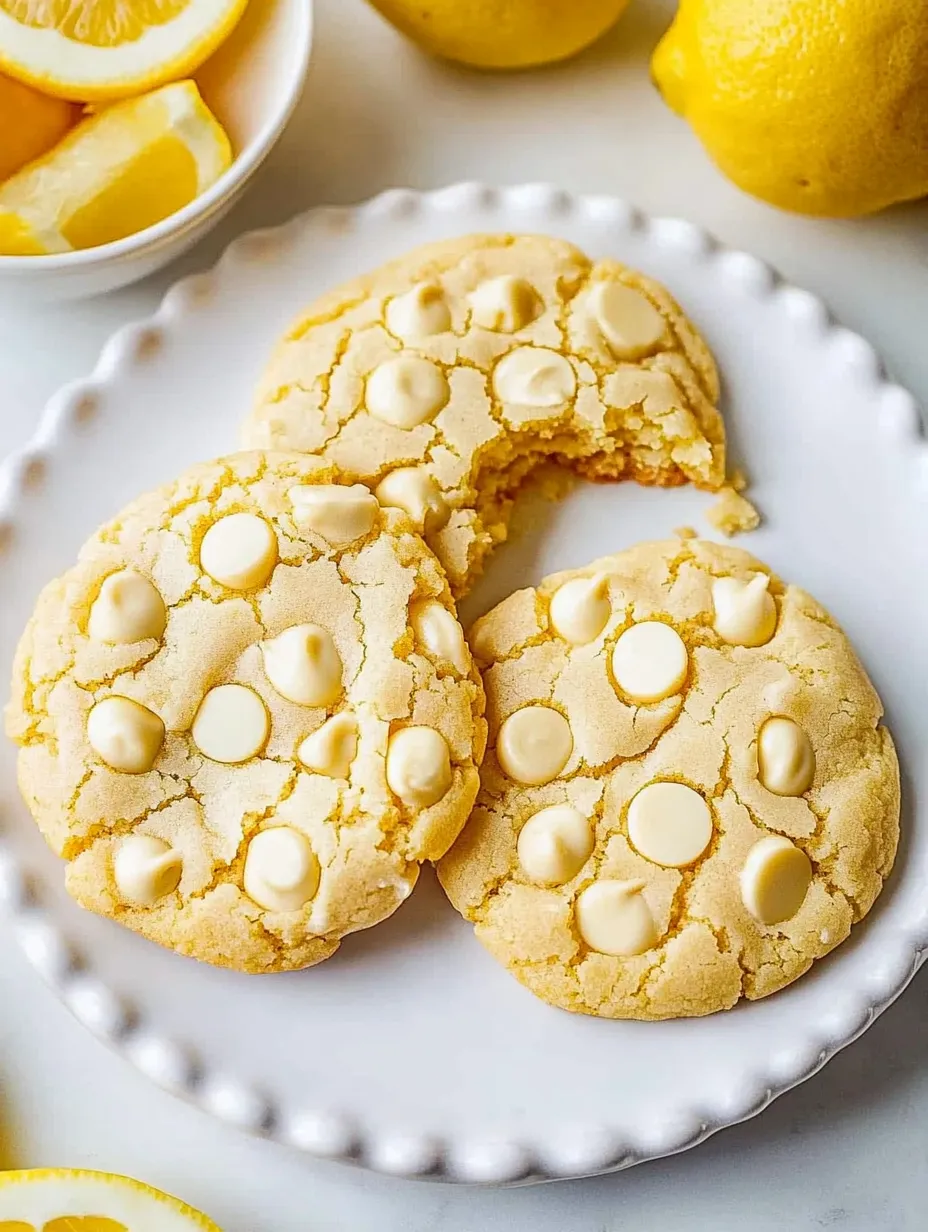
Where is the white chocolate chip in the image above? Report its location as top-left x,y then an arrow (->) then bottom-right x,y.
385,282 -> 451,340
492,346 -> 577,408
113,835 -> 182,907
261,624 -> 343,707
517,804 -> 593,885
191,684 -> 269,764
757,716 -> 815,797
298,711 -> 358,779
467,619 -> 496,666
740,835 -> 812,926
385,726 -> 453,808
375,467 -> 450,533
243,826 -> 320,913
87,696 -> 164,774
365,356 -> 449,429
469,275 -> 540,332
575,879 -> 658,957
88,570 -> 166,644
199,513 -> 278,591
588,281 -> 665,358
627,781 -> 713,868
410,599 -> 470,674
496,705 -> 573,786
549,573 -> 611,645
288,483 -> 378,546
612,621 -> 689,703
712,574 -> 777,647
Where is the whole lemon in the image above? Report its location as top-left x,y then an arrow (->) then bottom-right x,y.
366,0 -> 631,69
652,0 -> 928,217
0,72 -> 78,183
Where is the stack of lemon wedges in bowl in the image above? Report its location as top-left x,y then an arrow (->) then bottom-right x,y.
0,76 -> 232,256
0,0 -> 313,299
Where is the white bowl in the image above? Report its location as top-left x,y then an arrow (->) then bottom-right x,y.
0,0 -> 312,303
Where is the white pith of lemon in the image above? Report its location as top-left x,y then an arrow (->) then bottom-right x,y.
0,1168 -> 222,1231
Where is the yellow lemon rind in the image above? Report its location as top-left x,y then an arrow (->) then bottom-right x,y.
0,1168 -> 222,1231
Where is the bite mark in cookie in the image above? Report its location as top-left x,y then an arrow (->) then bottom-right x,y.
245,234 -> 727,596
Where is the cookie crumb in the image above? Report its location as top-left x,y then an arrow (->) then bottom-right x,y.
706,487 -> 761,537
674,525 -> 698,540
729,467 -> 749,493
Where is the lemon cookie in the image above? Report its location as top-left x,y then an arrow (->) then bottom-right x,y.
244,234 -> 726,596
6,453 -> 486,973
439,539 -> 899,1019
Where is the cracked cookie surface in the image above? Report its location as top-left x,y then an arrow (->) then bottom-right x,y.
6,452 -> 486,973
438,539 -> 899,1019
244,234 -> 726,596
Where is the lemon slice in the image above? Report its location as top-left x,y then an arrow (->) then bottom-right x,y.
0,0 -> 249,102
0,79 -> 231,255
0,1168 -> 221,1231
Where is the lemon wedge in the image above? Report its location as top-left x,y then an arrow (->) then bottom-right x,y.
0,79 -> 231,255
0,71 -> 79,183
0,0 -> 249,102
0,1168 -> 221,1231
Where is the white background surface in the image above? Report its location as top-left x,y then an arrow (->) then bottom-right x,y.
1,1 -> 927,1228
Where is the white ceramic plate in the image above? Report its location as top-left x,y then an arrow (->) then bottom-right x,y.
1,185 -> 926,1185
